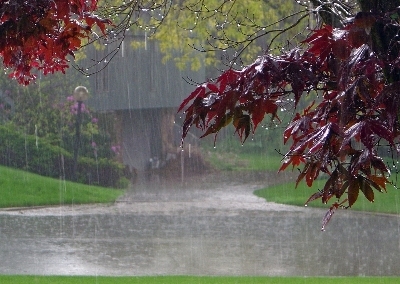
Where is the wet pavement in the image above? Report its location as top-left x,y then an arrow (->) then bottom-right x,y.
0,171 -> 400,276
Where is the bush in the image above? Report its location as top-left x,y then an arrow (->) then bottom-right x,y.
71,157 -> 128,188
0,124 -> 67,177
0,125 -> 128,188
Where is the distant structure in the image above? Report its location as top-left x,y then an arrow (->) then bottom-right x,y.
86,34 -> 205,174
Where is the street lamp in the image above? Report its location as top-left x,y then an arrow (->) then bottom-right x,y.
72,86 -> 89,181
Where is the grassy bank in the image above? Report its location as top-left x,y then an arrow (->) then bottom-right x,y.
206,151 -> 283,171
254,179 -> 400,214
0,276 -> 398,284
0,165 -> 124,208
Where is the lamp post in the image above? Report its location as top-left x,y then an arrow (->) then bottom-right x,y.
72,86 -> 89,181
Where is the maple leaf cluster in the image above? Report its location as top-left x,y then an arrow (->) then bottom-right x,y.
179,11 -> 400,229
0,0 -> 110,85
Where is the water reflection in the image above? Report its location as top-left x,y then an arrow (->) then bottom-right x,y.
0,172 -> 399,276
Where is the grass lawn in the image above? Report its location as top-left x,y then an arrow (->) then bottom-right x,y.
0,276 -> 399,284
0,165 -> 124,208
205,150 -> 283,172
254,179 -> 400,214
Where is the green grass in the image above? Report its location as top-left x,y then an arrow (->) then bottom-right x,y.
0,276 -> 399,284
254,179 -> 400,214
205,150 -> 283,171
0,165 -> 124,208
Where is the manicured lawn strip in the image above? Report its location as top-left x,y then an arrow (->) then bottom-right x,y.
254,179 -> 400,214
206,151 -> 283,171
0,165 -> 123,208
0,276 -> 398,284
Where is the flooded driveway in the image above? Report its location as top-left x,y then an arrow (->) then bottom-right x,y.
0,171 -> 400,276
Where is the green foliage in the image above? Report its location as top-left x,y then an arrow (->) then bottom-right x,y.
0,165 -> 123,208
144,0 -> 303,70
0,68 -> 123,184
3,68 -> 88,140
0,124 -> 70,177
9,71 -> 99,147
77,157 -> 130,188
0,125 -> 129,188
56,96 -> 116,160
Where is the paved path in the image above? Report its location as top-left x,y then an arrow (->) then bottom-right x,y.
0,171 -> 399,276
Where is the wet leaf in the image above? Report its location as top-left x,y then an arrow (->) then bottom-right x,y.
360,177 -> 374,202
321,204 -> 337,231
278,154 -> 305,172
0,0 -> 111,84
250,99 -> 278,131
348,178 -> 359,207
233,114 -> 251,143
178,8 -> 400,227
305,191 -> 323,206
368,175 -> 388,192
178,86 -> 206,112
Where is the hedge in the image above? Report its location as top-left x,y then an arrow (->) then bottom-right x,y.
0,125 -> 129,188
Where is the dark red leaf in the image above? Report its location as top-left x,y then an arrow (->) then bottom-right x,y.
0,0 -> 111,84
178,11 -> 400,227
218,69 -> 240,93
321,202 -> 340,231
250,98 -> 278,131
279,154 -> 306,172
368,175 -> 388,193
370,155 -> 389,174
233,114 -> 251,143
295,163 -> 309,188
178,86 -> 206,113
305,191 -> 323,206
348,178 -> 359,207
359,177 -> 375,202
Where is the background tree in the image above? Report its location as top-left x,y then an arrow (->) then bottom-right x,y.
148,0 -> 301,72
178,0 -> 400,229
